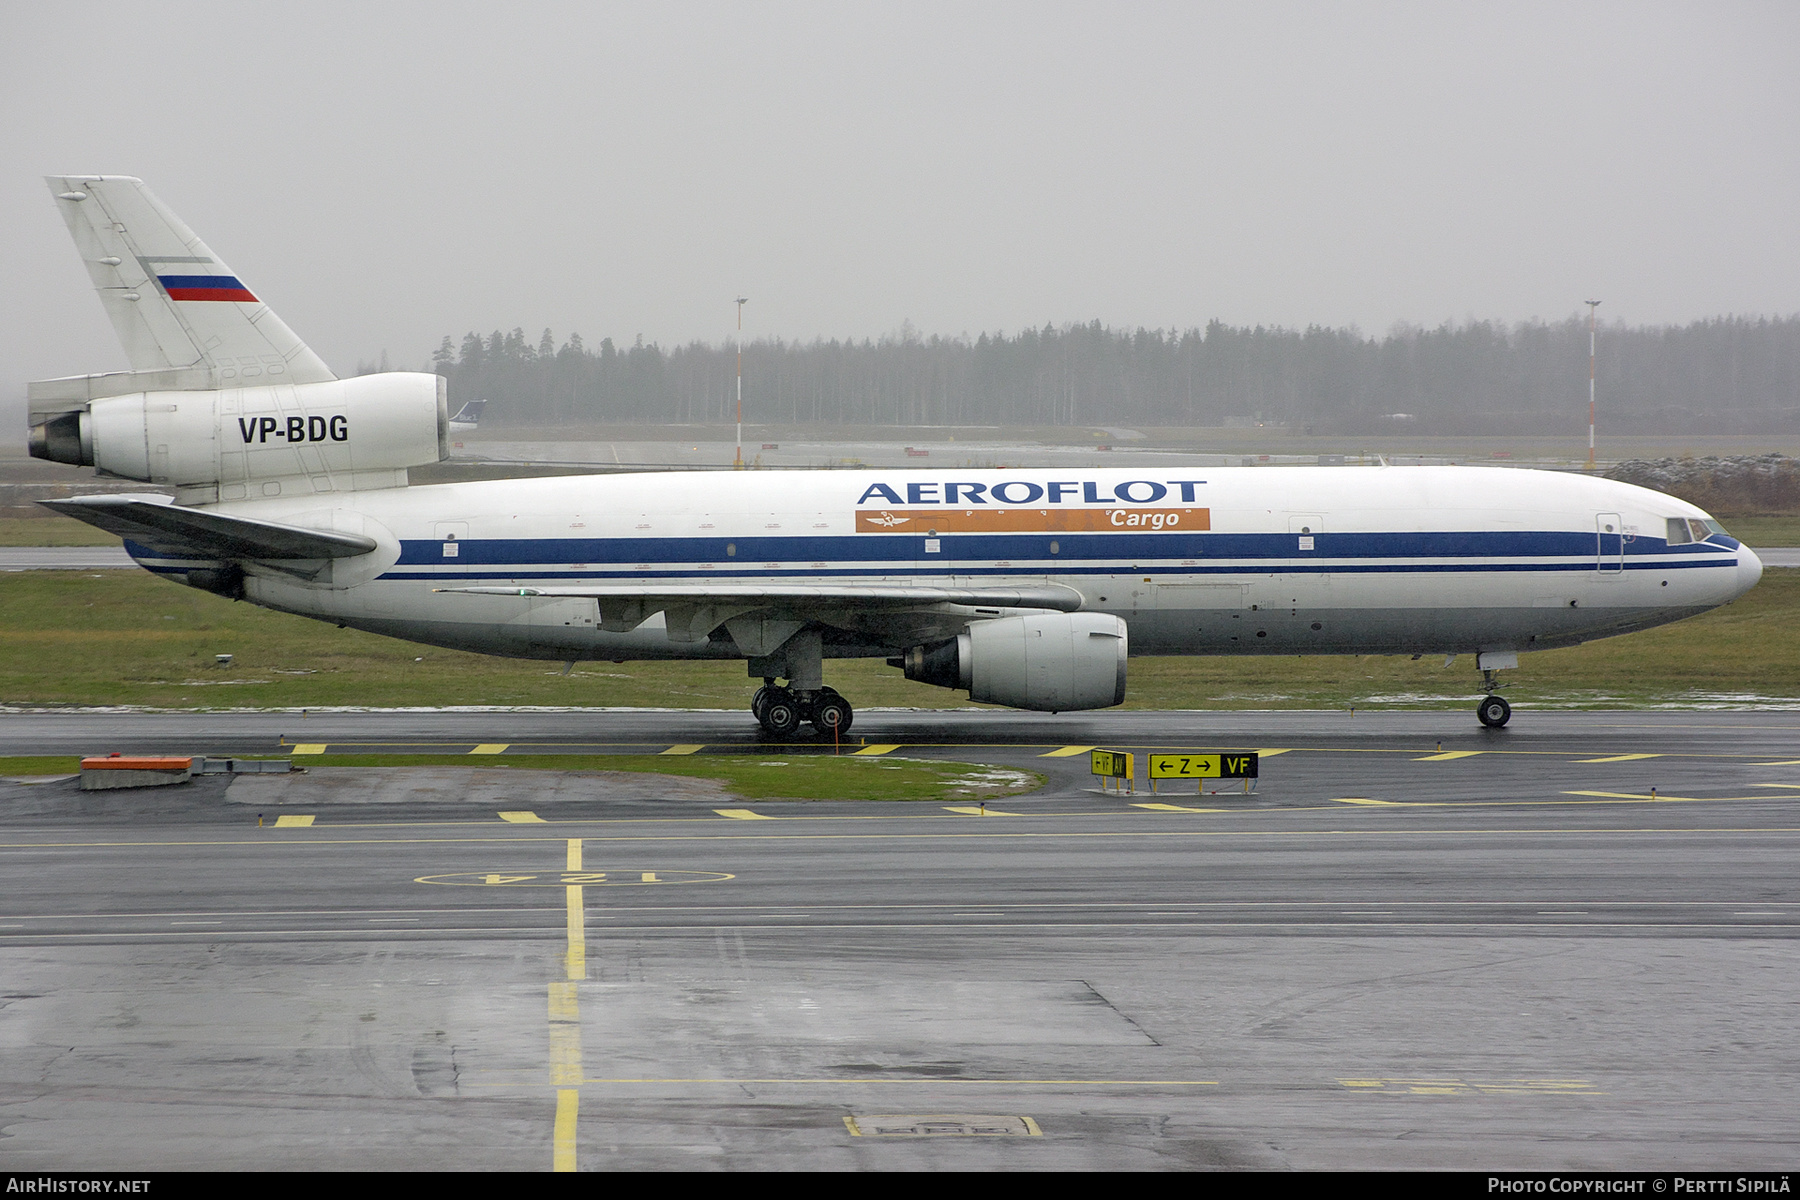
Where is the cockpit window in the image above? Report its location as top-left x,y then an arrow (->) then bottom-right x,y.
1702,518 -> 1730,538
1666,518 -> 1692,545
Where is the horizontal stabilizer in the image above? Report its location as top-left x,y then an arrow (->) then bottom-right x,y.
43,496 -> 377,561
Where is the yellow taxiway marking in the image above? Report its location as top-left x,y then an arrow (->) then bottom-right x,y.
272,814 -> 315,827
1332,798 -> 1402,806
470,743 -> 508,754
715,808 -> 775,820
1255,749 -> 1292,757
1575,753 -> 1662,763
1040,745 -> 1097,758
553,1088 -> 579,1171
1564,790 -> 1699,801
472,1075 -> 1219,1087
1415,751 -> 1483,761
853,744 -> 903,756
1132,803 -> 1224,813
1755,760 -> 1800,766
1753,783 -> 1800,789
498,811 -> 544,823
944,806 -> 1018,816
289,744 -> 327,755
567,839 -> 583,871
1340,1077 -> 1600,1096
661,744 -> 705,755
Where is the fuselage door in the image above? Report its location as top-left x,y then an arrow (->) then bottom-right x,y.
1596,512 -> 1624,573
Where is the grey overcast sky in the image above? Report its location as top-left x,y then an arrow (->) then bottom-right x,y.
3,0 -> 1797,398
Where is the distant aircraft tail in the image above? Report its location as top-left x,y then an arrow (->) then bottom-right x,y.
43,175 -> 335,391
448,399 -> 487,428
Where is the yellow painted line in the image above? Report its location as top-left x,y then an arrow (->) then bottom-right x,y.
1752,783 -> 1800,789
1574,753 -> 1661,763
498,811 -> 544,823
553,1088 -> 578,1172
853,744 -> 903,756
944,806 -> 1018,816
1132,803 -> 1223,813
1331,798 -> 1401,806
1040,745 -> 1097,758
1755,760 -> 1800,767
1563,790 -> 1703,802
470,743 -> 509,755
1415,751 -> 1483,761
549,980 -> 579,1022
550,1021 -> 583,1085
272,814 -> 315,827
565,885 -> 585,980
567,839 -> 583,872
517,1076 -> 1220,1087
290,744 -> 327,755
714,808 -> 775,820
1256,749 -> 1292,757
661,744 -> 705,755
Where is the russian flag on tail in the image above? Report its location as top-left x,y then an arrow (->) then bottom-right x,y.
157,274 -> 257,302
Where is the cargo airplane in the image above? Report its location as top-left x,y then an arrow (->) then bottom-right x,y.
28,177 -> 1764,734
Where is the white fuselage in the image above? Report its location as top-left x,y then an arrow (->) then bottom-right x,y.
127,465 -> 1762,667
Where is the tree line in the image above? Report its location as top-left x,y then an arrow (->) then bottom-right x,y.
404,315 -> 1800,433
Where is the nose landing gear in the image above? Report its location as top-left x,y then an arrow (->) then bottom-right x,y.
1476,664 -> 1512,728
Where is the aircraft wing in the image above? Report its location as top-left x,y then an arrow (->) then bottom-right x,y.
43,496 -> 377,560
438,582 -> 1084,610
438,581 -> 1086,642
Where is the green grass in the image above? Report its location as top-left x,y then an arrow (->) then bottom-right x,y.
1,568 -> 1795,711
1714,515 -> 1800,546
0,517 -> 121,546
301,753 -> 1042,801
0,752 -> 1042,802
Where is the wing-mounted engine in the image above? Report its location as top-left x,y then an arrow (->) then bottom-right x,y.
896,612 -> 1129,711
29,372 -> 449,503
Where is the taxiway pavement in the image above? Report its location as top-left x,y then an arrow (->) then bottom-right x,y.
0,709 -> 1796,1171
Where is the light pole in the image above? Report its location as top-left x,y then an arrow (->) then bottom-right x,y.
734,297 -> 749,468
1585,299 -> 1601,470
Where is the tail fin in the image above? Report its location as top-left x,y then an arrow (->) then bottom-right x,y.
45,176 -> 335,388
449,399 -> 487,427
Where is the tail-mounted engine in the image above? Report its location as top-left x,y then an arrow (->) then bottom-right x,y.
29,372 -> 448,503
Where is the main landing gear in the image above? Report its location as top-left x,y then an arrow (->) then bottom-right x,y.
752,680 -> 854,738
1476,665 -> 1512,728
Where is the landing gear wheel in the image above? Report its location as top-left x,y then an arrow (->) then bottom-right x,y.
762,698 -> 802,738
812,696 -> 854,736
751,685 -> 772,722
1476,695 -> 1512,728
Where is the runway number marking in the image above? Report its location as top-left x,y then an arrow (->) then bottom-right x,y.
416,870 -> 735,887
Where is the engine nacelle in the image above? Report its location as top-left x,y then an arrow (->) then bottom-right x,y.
900,612 -> 1128,711
29,372 -> 448,500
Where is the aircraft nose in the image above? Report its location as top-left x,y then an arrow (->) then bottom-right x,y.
1737,544 -> 1764,595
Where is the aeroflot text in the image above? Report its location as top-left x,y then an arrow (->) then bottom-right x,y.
857,480 -> 1206,506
